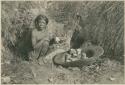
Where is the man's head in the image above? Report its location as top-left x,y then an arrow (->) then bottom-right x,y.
34,14 -> 49,30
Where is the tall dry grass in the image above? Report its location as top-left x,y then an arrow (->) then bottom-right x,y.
1,1 -> 124,63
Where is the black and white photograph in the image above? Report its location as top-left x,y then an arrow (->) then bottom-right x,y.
1,0 -> 124,84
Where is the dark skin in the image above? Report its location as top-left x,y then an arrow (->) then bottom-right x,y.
32,18 -> 54,64
32,19 -> 49,49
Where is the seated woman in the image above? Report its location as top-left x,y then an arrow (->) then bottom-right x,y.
29,14 -> 55,64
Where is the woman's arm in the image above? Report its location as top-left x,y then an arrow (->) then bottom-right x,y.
32,30 -> 44,49
32,30 -> 50,49
32,30 -> 37,49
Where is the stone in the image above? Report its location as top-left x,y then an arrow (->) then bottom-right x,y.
109,77 -> 116,81
2,76 -> 11,84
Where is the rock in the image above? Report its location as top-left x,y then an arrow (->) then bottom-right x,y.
96,66 -> 100,71
68,67 -> 80,71
23,73 -> 33,79
38,58 -> 46,65
5,60 -> 11,64
81,52 -> 88,59
57,65 -> 66,72
55,37 -> 60,43
70,49 -> 77,55
72,67 -> 80,71
48,76 -> 54,83
2,76 -> 11,84
109,77 -> 116,81
76,48 -> 82,55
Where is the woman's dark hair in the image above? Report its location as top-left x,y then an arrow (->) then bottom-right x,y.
34,14 -> 49,27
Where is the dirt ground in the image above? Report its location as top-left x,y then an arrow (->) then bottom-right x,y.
1,56 -> 124,84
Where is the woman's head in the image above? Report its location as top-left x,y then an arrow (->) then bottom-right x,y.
34,14 -> 49,30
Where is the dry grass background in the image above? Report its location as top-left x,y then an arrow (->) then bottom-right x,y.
1,1 -> 124,84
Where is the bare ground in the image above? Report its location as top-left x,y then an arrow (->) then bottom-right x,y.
1,56 -> 124,84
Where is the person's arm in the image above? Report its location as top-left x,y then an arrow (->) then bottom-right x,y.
32,30 -> 44,49
32,30 -> 37,49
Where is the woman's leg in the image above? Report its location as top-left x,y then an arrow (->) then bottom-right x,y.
38,41 -> 50,65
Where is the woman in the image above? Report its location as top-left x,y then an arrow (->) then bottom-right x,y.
29,14 -> 55,64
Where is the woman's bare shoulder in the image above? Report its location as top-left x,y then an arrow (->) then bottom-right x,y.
32,29 -> 37,34
32,29 -> 37,37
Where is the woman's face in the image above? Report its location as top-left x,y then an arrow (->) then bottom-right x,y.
37,19 -> 47,30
